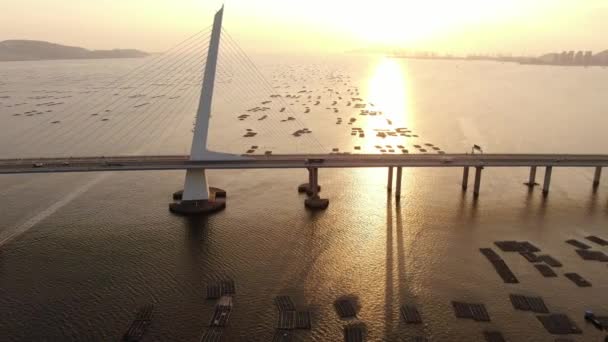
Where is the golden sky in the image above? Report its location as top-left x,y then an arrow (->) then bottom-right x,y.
1,0 -> 607,55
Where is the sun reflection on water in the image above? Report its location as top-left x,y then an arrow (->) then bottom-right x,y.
358,58 -> 414,181
362,57 -> 412,154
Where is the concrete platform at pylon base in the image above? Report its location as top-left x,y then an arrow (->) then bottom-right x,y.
297,183 -> 321,195
172,187 -> 226,201
169,187 -> 226,215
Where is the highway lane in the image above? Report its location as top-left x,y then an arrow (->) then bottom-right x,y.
2,154 -> 608,174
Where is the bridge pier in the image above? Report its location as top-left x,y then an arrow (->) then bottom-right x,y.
473,167 -> 483,197
170,169 -> 226,215
525,166 -> 538,187
462,167 -> 470,190
395,167 -> 403,202
387,167 -> 394,192
542,166 -> 553,196
298,167 -> 321,195
593,166 -> 602,189
305,167 -> 329,210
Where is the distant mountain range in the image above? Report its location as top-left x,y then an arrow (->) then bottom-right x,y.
0,40 -> 148,61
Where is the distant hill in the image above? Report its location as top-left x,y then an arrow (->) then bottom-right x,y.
0,40 -> 148,61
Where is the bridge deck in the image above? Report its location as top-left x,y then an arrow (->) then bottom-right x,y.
1,154 -> 608,174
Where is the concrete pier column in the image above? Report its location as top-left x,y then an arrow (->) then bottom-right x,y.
387,167 -> 394,192
473,167 -> 483,197
395,167 -> 403,201
311,168 -> 319,197
542,166 -> 553,196
305,167 -> 329,210
308,167 -> 313,186
462,167 -> 470,190
593,167 -> 602,189
527,166 -> 537,187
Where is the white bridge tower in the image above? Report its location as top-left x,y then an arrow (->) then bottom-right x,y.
170,5 -> 246,215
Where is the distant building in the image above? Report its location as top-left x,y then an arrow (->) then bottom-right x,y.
539,53 -> 559,64
584,51 -> 593,65
567,51 -> 575,64
559,51 -> 568,64
574,51 -> 584,65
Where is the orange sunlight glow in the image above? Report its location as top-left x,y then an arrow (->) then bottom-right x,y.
362,58 -> 411,153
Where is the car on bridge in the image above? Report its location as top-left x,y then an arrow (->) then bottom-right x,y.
32,163 -> 44,168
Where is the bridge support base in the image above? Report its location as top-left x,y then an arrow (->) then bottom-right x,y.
169,198 -> 226,215
170,169 -> 226,216
304,167 -> 329,210
524,166 -> 539,187
170,187 -> 226,215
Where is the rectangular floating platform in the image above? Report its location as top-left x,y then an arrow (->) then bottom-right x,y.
400,305 -> 422,324
344,324 -> 365,342
207,284 -> 221,299
534,264 -> 558,277
200,328 -> 223,342
509,294 -> 549,313
586,235 -> 608,246
575,249 -> 608,261
295,311 -> 312,329
206,279 -> 236,299
538,255 -> 563,267
122,304 -> 154,342
277,311 -> 296,330
479,248 -> 519,283
536,314 -> 582,334
595,316 -> 608,329
274,296 -> 296,312
479,248 -> 502,262
483,331 -> 506,342
209,305 -> 232,327
526,297 -> 550,314
334,299 -> 357,319
564,273 -> 592,287
494,260 -> 519,284
470,304 -> 491,322
452,301 -> 490,321
565,239 -> 591,250
452,301 -> 473,319
520,252 -> 540,263
494,241 -> 540,253
272,330 -> 292,342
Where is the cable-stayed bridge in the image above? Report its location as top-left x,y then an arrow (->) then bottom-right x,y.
1,6 -> 607,214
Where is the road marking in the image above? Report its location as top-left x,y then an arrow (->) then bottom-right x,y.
0,173 -> 110,248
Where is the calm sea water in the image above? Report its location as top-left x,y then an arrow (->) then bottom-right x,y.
1,56 -> 608,341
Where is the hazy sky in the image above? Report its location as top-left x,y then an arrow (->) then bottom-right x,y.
2,0 -> 607,55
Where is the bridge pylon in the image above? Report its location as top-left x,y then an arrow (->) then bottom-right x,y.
170,5 -> 247,215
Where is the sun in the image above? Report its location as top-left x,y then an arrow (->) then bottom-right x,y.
334,0 -> 529,48
341,2 -> 446,47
